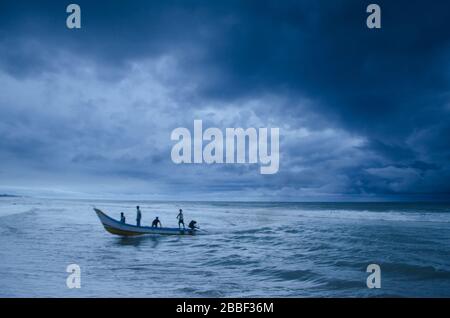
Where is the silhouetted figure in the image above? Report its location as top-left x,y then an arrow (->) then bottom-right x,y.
188,220 -> 199,230
152,217 -> 162,228
136,206 -> 142,227
120,212 -> 126,223
177,209 -> 185,229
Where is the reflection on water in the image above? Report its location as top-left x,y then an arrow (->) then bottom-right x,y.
114,235 -> 163,248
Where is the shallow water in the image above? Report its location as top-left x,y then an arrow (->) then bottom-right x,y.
1,198 -> 450,297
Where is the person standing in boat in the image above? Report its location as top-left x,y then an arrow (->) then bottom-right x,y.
152,217 -> 162,228
136,206 -> 142,227
177,209 -> 185,229
120,212 -> 126,223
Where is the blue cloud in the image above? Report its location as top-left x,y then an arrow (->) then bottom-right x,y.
0,0 -> 449,200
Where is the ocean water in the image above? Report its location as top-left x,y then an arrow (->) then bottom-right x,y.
0,197 -> 450,297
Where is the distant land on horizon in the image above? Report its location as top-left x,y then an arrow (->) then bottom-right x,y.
1,192 -> 449,203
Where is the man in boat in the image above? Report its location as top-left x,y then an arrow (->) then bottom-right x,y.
120,212 -> 126,223
151,217 -> 162,228
177,209 -> 185,229
188,220 -> 199,230
136,206 -> 142,227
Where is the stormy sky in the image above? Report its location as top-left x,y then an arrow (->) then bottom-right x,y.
0,0 -> 449,201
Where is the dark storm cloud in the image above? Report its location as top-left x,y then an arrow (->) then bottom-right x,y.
0,0 -> 449,199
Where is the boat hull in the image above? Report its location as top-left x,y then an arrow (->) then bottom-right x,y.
94,208 -> 196,236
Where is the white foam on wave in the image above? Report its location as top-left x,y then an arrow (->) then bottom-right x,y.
292,209 -> 450,224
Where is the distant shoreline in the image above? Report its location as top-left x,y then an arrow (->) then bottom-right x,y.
0,193 -> 449,204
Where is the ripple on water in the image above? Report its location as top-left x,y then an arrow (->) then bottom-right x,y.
382,262 -> 450,281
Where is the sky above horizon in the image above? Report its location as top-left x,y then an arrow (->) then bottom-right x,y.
0,0 -> 450,201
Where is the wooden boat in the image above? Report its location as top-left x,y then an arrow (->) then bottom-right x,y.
94,208 -> 196,236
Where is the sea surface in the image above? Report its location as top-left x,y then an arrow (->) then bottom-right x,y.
0,197 -> 450,297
